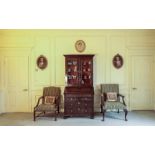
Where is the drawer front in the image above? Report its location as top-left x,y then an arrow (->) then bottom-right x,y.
79,97 -> 93,102
65,97 -> 78,102
64,95 -> 94,116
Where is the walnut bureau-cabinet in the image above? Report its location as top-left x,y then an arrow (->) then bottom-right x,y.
64,55 -> 94,118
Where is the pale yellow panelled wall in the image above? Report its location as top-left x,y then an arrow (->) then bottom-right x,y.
109,36 -> 126,84
32,36 -> 51,89
0,29 -> 155,112
0,55 -> 5,113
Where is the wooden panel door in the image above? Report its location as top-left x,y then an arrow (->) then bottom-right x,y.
5,56 -> 29,112
130,55 -> 154,110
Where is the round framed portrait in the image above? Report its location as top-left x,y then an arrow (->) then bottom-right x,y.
75,40 -> 86,52
113,54 -> 123,69
36,55 -> 48,70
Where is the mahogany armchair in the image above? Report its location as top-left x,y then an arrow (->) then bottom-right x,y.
100,84 -> 128,121
34,86 -> 61,121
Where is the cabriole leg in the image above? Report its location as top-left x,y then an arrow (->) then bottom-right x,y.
102,109 -> 106,121
124,109 -> 128,121
33,111 -> 36,121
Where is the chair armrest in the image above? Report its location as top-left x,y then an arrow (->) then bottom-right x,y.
34,96 -> 44,108
118,94 -> 125,98
118,94 -> 126,106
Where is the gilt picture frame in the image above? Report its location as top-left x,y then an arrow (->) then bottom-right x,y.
75,40 -> 86,52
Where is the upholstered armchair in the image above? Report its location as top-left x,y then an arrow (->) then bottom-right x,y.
34,86 -> 61,121
100,84 -> 128,121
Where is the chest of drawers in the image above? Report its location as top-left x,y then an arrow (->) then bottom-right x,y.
64,87 -> 94,118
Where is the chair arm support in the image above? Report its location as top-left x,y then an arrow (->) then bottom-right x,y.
118,94 -> 126,106
34,96 -> 44,108
100,93 -> 105,105
55,95 -> 59,100
54,95 -> 60,106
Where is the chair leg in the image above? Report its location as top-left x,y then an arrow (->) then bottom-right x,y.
33,111 -> 36,121
54,110 -> 57,121
58,105 -> 60,114
124,109 -> 128,121
118,109 -> 119,113
100,104 -> 103,113
102,109 -> 106,121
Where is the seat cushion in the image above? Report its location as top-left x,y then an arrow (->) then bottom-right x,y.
104,101 -> 127,110
34,104 -> 56,111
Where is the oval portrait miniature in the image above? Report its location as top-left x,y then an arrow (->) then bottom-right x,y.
37,55 -> 48,70
113,54 -> 123,69
75,40 -> 86,52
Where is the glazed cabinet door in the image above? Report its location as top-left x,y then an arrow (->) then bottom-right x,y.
65,57 -> 79,86
80,57 -> 93,87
